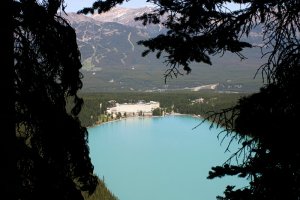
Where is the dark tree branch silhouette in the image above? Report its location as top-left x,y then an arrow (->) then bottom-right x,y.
82,0 -> 300,199
0,0 -> 15,198
13,1 -> 97,199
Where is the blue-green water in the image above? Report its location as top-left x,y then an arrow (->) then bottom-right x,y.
88,115 -> 248,200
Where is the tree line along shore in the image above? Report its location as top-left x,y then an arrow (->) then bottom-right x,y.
70,91 -> 247,128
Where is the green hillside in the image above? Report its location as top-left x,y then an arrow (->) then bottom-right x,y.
67,12 -> 265,93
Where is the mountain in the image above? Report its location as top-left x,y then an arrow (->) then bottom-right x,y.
64,7 -> 265,92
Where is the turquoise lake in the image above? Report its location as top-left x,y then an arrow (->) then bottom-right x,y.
88,115 -> 248,200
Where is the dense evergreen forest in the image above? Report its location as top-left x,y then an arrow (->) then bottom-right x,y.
74,91 -> 247,127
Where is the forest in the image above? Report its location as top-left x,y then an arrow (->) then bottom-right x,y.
75,91 -> 246,127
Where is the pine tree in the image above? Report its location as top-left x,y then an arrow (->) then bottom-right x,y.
14,1 -> 97,199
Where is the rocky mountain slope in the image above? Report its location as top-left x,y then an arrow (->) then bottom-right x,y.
64,7 -> 265,92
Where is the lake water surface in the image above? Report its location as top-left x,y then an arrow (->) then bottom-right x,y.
88,115 -> 248,200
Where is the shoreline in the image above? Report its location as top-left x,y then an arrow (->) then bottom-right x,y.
87,113 -> 203,129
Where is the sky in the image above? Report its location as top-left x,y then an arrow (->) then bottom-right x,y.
64,0 -> 153,12
63,0 -> 245,13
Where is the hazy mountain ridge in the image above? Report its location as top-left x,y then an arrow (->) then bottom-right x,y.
64,7 -> 264,92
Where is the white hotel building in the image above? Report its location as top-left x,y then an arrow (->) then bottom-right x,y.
107,101 -> 160,117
